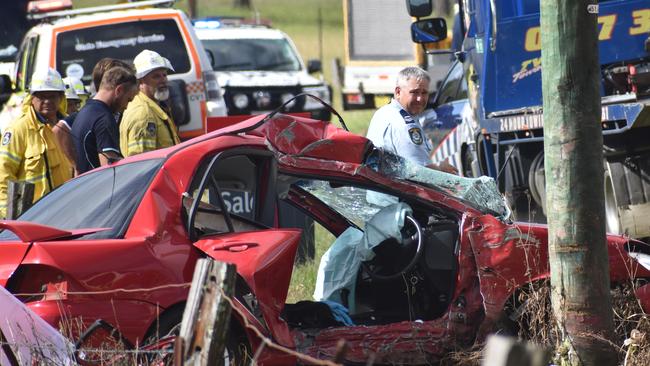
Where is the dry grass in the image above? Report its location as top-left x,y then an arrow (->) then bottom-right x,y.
502,280 -> 650,365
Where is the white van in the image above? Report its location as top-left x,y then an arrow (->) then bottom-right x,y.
0,0 -> 227,139
194,19 -> 332,121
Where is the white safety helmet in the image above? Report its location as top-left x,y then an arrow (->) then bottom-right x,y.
133,49 -> 175,79
29,68 -> 65,93
63,76 -> 88,97
63,83 -> 79,100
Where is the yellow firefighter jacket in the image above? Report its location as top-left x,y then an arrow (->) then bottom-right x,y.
0,97 -> 72,218
120,92 -> 180,157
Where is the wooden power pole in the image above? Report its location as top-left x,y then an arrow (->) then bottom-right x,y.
541,0 -> 617,364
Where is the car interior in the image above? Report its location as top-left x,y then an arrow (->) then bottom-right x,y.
184,152 -> 461,329
282,178 -> 461,328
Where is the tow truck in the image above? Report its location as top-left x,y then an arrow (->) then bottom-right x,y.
409,0 -> 650,240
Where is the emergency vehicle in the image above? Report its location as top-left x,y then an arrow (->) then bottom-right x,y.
193,18 -> 332,121
0,0 -> 31,106
0,0 -> 227,140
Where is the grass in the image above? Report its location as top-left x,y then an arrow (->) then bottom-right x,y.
72,0 -> 374,302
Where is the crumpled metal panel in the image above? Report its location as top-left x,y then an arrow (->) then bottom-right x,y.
294,319 -> 450,364
253,115 -> 370,163
366,150 -> 510,219
194,229 -> 302,348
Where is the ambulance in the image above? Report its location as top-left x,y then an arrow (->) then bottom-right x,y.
0,0 -> 227,140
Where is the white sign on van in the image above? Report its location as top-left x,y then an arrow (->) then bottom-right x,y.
74,34 -> 166,52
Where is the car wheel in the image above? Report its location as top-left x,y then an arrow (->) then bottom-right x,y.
144,304 -> 185,343
223,320 -> 252,366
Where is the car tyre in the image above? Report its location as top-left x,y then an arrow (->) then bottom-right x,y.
144,304 -> 185,343
224,319 -> 252,366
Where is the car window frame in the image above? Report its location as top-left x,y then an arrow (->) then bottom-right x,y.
186,148 -> 277,242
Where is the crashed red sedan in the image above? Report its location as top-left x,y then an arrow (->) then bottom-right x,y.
1,113 -> 650,364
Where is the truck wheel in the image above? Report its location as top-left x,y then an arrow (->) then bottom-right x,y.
602,158 -> 650,239
603,163 -> 622,235
527,151 -> 546,215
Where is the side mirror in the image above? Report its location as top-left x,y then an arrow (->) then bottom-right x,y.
411,18 -> 448,44
307,59 -> 322,74
406,0 -> 432,17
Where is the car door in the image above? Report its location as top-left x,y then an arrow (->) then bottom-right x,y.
188,148 -> 301,347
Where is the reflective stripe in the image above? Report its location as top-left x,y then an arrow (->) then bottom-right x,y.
0,151 -> 22,164
128,140 -> 156,149
24,174 -> 48,184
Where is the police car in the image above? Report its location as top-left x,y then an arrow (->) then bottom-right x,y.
193,18 -> 332,121
0,0 -> 228,139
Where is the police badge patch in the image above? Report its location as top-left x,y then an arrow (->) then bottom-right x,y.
408,127 -> 423,145
2,132 -> 11,146
146,122 -> 157,137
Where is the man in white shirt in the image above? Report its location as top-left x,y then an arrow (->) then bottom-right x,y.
367,66 -> 456,173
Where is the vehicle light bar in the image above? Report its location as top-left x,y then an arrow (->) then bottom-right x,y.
27,0 -> 176,20
192,16 -> 271,28
27,0 -> 73,14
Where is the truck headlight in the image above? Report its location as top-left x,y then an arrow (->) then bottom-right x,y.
302,85 -> 330,110
281,93 -> 296,108
233,93 -> 249,109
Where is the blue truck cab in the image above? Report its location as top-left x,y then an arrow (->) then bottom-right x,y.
409,0 -> 650,239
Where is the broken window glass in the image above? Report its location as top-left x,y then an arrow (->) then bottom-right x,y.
297,180 -> 397,229
365,148 -> 510,219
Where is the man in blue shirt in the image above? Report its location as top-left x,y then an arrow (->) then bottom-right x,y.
72,66 -> 137,174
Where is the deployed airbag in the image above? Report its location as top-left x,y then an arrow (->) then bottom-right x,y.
313,202 -> 412,313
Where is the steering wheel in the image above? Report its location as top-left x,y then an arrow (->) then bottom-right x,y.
362,214 -> 424,281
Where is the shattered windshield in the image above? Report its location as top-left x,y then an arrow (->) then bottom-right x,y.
365,149 -> 510,219
297,180 -> 398,229
0,159 -> 162,241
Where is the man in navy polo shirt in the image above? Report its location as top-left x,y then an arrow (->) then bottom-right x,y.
72,66 -> 138,174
